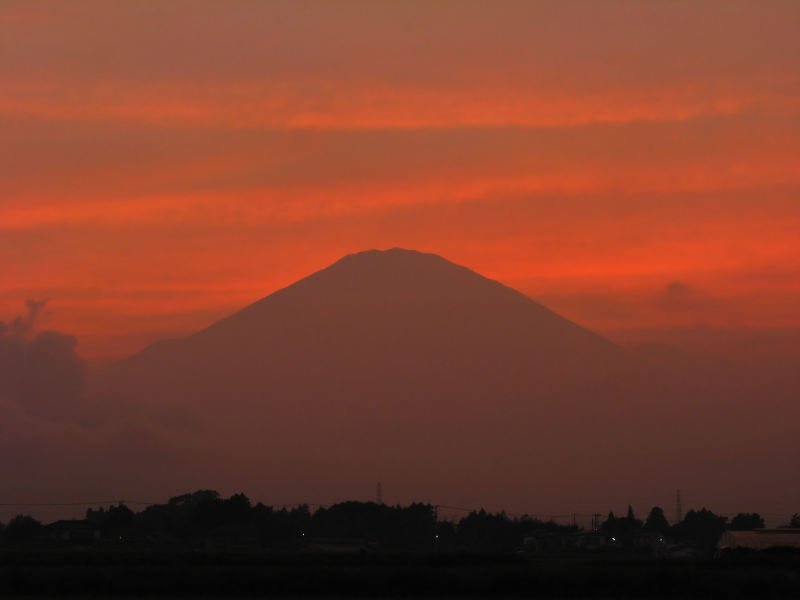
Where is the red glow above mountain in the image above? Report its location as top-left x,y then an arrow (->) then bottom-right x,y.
1,2 -> 799,361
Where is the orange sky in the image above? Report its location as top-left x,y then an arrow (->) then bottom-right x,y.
2,1 -> 799,361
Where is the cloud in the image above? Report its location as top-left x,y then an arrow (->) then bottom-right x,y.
653,281 -> 722,314
2,298 -> 47,336
0,301 -> 196,519
4,78 -> 795,130
663,281 -> 691,298
0,300 -> 87,421
0,300 -> 187,513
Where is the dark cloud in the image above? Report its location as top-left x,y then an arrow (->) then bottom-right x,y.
653,281 -> 720,312
0,300 -> 87,421
1,298 -> 47,336
0,302 -> 185,520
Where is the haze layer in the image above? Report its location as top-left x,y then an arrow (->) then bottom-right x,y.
88,250 -> 798,517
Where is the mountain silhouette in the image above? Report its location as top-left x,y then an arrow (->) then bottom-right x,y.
93,249 -> 707,511
109,248 -> 632,386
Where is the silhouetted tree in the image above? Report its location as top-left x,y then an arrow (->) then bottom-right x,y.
644,506 -> 671,533
4,515 -> 41,544
226,493 -> 252,522
601,507 -> 642,545
87,504 -> 135,540
0,493 -> 616,552
395,502 -> 437,548
435,519 -> 457,548
730,512 -> 765,530
620,506 -> 643,544
109,504 -> 135,531
673,508 -> 727,551
170,490 -> 220,507
136,490 -> 224,543
288,504 -> 311,542
307,501 -> 436,549
195,492 -> 253,530
515,515 -> 563,537
458,509 -> 520,551
601,512 -> 617,536
248,502 -> 305,548
786,514 -> 800,528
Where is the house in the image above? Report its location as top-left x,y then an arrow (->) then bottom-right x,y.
44,520 -> 101,545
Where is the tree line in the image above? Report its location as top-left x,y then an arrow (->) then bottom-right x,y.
600,505 -> 794,552
1,491 -> 798,551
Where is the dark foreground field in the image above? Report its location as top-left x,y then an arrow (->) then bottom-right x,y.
1,551 -> 799,599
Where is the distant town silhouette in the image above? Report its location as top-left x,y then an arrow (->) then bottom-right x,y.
3,490 -> 799,556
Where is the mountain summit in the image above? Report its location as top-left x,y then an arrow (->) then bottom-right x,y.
100,249 -> 655,509
117,247 -> 626,377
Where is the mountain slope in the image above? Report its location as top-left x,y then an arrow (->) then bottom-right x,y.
97,249 -> 666,510
109,248 -> 632,392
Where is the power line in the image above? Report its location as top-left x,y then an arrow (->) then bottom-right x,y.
6,501 -> 788,522
0,501 -> 153,507
434,504 -> 475,513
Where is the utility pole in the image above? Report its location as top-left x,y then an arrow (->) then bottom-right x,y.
591,513 -> 601,532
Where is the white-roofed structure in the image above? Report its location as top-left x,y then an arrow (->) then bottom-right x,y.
718,529 -> 800,551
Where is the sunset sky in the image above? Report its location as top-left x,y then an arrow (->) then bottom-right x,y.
2,0 -> 799,362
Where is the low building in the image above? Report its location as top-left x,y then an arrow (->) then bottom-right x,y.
718,529 -> 800,551
44,520 -> 101,545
